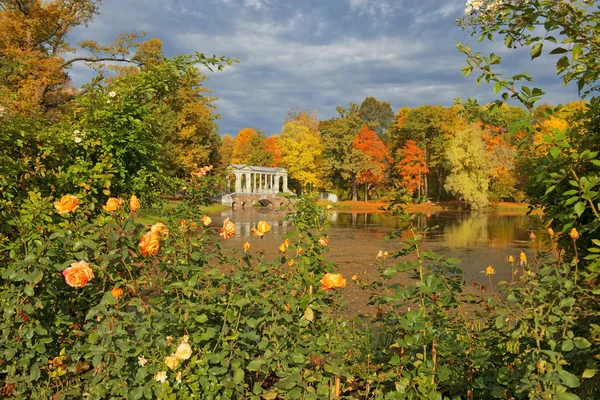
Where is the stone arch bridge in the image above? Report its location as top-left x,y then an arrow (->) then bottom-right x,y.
216,164 -> 295,208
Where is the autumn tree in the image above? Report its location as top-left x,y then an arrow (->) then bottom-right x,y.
396,140 -> 429,198
263,135 -> 282,167
245,130 -> 273,166
320,103 -> 367,201
353,126 -> 391,201
219,135 -> 235,167
280,121 -> 325,193
358,96 -> 395,141
230,128 -> 258,164
444,124 -> 491,209
389,105 -> 466,201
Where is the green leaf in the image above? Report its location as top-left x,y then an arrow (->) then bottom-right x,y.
247,359 -> 265,371
555,393 -> 580,400
573,337 -> 591,349
233,368 -> 245,385
582,369 -> 596,379
572,46 -> 583,61
559,370 -> 580,388
574,202 -> 586,217
531,43 -> 543,59
549,147 -> 560,159
493,82 -> 502,94
304,306 -> 314,323
561,339 -> 574,352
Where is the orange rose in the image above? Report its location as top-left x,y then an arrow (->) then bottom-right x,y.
63,261 -> 94,288
243,241 -> 251,252
250,227 -> 264,237
103,197 -> 122,212
54,195 -> 79,215
129,195 -> 140,211
139,232 -> 160,257
320,273 -> 346,290
111,287 -> 123,299
569,228 -> 579,240
257,221 -> 271,234
151,222 -> 170,239
318,237 -> 328,246
220,218 -> 235,240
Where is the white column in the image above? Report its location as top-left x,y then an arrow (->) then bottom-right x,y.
234,172 -> 242,193
244,172 -> 250,193
274,174 -> 280,192
283,175 -> 288,192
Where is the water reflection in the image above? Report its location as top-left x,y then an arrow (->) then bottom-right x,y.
213,208 -> 537,284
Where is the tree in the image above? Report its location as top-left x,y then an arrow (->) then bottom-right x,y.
358,96 -> 395,141
230,128 -> 258,164
353,126 -> 391,201
444,124 -> 490,209
219,135 -> 235,167
389,105 -> 466,201
280,121 -> 325,193
245,130 -> 273,166
264,135 -> 282,167
320,103 -> 367,201
395,140 -> 429,198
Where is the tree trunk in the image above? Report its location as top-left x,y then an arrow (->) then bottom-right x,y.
436,170 -> 443,203
351,181 -> 358,201
364,183 -> 368,202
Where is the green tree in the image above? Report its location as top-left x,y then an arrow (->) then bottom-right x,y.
320,103 -> 367,201
358,96 -> 395,141
444,124 -> 490,209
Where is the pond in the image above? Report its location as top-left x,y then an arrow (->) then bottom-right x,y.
211,207 -> 542,312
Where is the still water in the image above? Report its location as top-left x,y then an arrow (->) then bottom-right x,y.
212,208 -> 540,289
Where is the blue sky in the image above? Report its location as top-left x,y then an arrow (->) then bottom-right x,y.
67,0 -> 580,136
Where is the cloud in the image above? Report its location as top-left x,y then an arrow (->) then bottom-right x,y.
64,0 -> 582,135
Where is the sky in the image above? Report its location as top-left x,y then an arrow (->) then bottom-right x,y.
67,0 -> 581,136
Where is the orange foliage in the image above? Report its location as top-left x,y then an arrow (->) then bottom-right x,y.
263,136 -> 282,167
396,140 -> 429,195
231,128 -> 258,164
353,126 -> 391,186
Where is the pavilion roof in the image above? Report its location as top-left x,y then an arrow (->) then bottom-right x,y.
229,164 -> 288,174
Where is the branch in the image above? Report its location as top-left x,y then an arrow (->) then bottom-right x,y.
61,56 -> 139,68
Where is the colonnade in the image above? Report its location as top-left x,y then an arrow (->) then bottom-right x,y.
232,171 -> 288,194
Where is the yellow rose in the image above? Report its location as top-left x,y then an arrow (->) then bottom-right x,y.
139,232 -> 160,257
279,242 -> 287,253
111,287 -> 123,299
243,241 -> 251,252
202,215 -> 212,226
103,197 -> 122,212
149,222 -> 169,240
520,251 -> 527,266
569,228 -> 579,240
54,195 -> 79,215
508,255 -> 515,265
320,273 -> 346,290
62,261 -> 94,288
485,265 -> 496,276
548,228 -> 554,236
220,218 -> 236,240
174,342 -> 192,360
251,227 -> 264,237
164,354 -> 179,370
257,221 -> 271,234
129,195 -> 140,211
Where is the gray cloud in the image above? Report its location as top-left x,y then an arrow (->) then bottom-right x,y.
66,0 -> 581,136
